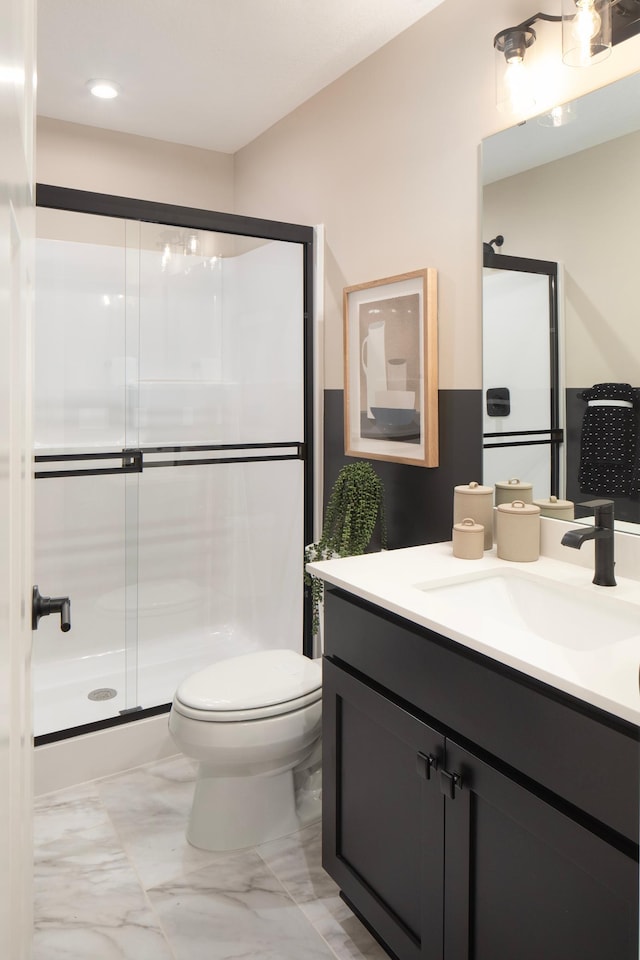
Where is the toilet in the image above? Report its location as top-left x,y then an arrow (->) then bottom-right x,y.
169,648 -> 323,851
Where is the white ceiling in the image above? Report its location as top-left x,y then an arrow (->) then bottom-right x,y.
36,0 -> 445,153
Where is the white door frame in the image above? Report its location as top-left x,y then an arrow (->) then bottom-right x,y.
0,0 -> 36,956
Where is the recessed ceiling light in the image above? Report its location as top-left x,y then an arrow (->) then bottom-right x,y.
87,79 -> 120,100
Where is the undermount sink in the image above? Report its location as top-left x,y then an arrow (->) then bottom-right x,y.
415,569 -> 640,651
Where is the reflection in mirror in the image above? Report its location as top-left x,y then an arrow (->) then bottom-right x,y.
482,71 -> 640,532
482,253 -> 561,500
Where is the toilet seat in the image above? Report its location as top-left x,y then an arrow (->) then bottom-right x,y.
172,686 -> 322,723
173,649 -> 322,723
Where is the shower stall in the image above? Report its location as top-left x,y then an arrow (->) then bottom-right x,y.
33,186 -> 314,742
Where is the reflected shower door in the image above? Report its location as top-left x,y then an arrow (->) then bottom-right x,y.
482,255 -> 561,498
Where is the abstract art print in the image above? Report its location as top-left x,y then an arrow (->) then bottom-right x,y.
343,269 -> 438,466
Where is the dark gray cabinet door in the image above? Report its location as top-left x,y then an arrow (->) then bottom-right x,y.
442,737 -> 638,960
322,592 -> 639,960
323,657 -> 445,960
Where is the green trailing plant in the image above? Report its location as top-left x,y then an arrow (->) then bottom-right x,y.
304,461 -> 386,638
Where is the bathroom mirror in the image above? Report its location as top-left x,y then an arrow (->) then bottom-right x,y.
482,70 -> 640,531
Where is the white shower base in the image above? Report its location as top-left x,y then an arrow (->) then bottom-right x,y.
33,624 -> 257,738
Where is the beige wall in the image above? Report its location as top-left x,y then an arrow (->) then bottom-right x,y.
36,0 -> 640,391
37,117 -> 235,212
233,0 -> 640,390
484,130 -> 640,388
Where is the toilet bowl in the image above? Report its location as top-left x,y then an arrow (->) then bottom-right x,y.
169,648 -> 322,851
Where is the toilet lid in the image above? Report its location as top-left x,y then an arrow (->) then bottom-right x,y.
175,649 -> 322,712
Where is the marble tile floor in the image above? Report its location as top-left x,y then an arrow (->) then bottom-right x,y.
33,754 -> 389,960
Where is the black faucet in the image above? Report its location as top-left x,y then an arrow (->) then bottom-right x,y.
560,499 -> 616,587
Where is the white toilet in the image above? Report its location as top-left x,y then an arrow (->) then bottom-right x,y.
169,648 -> 323,851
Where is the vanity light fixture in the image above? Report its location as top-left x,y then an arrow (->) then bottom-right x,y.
493,22 -> 540,113
156,230 -> 219,273
494,2 -> 616,113
537,100 -> 577,125
561,0 -> 612,64
86,79 -> 120,99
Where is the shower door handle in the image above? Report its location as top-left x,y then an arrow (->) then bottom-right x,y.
32,585 -> 71,632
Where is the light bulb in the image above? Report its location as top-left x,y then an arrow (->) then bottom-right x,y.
503,59 -> 535,115
562,0 -> 611,66
572,0 -> 601,61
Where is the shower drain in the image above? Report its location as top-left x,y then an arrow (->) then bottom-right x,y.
88,687 -> 118,702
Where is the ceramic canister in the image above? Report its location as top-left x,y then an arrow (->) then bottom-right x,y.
453,481 -> 493,549
533,495 -> 575,521
495,477 -> 533,506
452,518 -> 484,560
496,499 -> 541,562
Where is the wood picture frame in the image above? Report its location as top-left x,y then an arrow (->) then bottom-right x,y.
343,268 -> 438,467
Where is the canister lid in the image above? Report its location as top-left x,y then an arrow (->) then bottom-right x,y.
532,495 -> 574,511
495,477 -> 533,492
453,517 -> 484,534
496,499 -> 540,516
454,480 -> 493,495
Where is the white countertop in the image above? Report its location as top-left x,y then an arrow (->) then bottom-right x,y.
307,542 -> 640,726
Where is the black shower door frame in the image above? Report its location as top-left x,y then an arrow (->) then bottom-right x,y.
35,184 -> 315,743
482,249 -> 562,497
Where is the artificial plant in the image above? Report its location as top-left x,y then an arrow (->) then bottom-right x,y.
304,460 -> 386,638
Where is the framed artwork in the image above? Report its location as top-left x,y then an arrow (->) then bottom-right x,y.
343,268 -> 438,467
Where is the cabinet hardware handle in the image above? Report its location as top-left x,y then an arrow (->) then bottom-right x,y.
439,769 -> 462,800
416,752 -> 438,780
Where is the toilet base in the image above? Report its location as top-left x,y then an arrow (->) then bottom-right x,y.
187,766 -> 302,851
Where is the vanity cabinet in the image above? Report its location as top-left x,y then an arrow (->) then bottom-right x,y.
322,587 -> 639,960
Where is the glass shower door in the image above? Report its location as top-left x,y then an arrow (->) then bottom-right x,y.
134,224 -> 305,707
32,195 -> 312,738
33,208 -> 140,737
